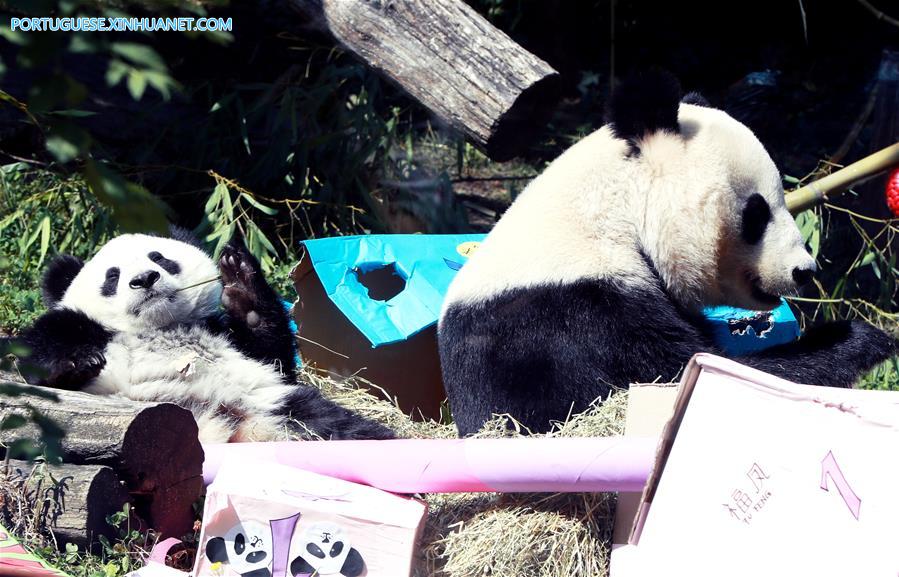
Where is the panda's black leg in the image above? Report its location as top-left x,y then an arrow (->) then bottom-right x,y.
274,386 -> 396,440
18,308 -> 112,390
219,238 -> 297,380
340,548 -> 366,577
289,555 -> 315,577
736,320 -> 897,387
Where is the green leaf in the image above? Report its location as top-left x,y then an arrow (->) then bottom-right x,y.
204,183 -> 224,214
0,414 -> 27,430
105,59 -> 129,87
220,182 -> 233,218
84,160 -> 168,234
246,219 -> 276,255
5,438 -> 41,460
240,193 -> 278,215
144,70 -> 177,100
212,221 -> 235,258
45,120 -> 91,163
126,70 -> 147,101
38,214 -> 50,266
111,42 -> 167,71
48,109 -> 97,118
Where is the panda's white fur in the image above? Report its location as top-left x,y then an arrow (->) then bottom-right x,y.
57,235 -> 288,441
61,235 -> 222,333
438,72 -> 896,436
443,104 -> 814,314
21,232 -> 393,443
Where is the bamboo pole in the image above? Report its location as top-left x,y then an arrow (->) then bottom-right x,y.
786,141 -> 899,214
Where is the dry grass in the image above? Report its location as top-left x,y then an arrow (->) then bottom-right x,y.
0,369 -> 630,577
308,368 -> 629,577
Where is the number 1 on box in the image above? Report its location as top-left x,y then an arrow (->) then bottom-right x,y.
820,450 -> 861,520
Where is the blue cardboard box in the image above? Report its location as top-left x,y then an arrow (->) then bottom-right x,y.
291,234 -> 483,419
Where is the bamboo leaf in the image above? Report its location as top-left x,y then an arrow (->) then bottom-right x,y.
127,70 -> 147,101
204,183 -> 225,214
240,193 -> 278,215
38,214 -> 50,266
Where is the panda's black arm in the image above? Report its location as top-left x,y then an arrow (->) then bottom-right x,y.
274,386 -> 395,440
17,308 -> 112,390
734,320 -> 898,388
217,239 -> 297,381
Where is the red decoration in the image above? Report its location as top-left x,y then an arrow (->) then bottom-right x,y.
887,167 -> 899,218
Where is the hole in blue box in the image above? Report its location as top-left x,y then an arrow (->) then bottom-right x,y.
354,262 -> 407,301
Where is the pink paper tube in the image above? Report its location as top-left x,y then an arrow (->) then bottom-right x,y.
202,437 -> 658,493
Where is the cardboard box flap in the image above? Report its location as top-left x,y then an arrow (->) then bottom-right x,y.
301,234 -> 485,347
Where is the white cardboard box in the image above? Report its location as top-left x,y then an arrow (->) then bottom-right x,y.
613,353 -> 899,577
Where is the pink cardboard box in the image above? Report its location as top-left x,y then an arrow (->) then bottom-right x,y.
195,461 -> 427,577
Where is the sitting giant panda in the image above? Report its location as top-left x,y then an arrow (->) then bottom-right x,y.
19,230 -> 393,442
439,71 -> 898,436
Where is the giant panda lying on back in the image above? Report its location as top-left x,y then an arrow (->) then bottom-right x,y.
19,230 -> 392,442
439,71 -> 898,436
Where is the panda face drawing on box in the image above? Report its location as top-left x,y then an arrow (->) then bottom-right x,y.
289,523 -> 365,577
206,521 -> 273,577
18,230 -> 393,443
439,70 -> 898,436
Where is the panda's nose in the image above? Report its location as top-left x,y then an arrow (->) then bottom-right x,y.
129,270 -> 160,289
792,266 -> 815,287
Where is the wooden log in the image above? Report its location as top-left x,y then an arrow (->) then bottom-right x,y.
2,460 -> 129,548
289,0 -> 561,161
0,374 -> 203,539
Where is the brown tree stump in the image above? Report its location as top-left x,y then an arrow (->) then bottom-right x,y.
2,460 -> 129,548
290,0 -> 561,160
0,375 -> 203,538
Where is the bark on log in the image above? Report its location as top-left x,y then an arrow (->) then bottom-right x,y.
290,0 -> 561,161
0,374 -> 203,538
2,460 -> 129,548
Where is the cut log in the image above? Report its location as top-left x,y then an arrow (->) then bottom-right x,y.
290,0 -> 561,160
0,374 -> 203,538
2,460 -> 129,548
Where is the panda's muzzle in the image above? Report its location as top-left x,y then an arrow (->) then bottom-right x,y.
129,270 -> 160,290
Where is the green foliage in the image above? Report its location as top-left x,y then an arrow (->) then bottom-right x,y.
790,183 -> 898,390
0,164 -> 117,332
0,0 -> 231,233
0,341 -> 66,462
34,503 -> 158,577
182,49 -> 405,239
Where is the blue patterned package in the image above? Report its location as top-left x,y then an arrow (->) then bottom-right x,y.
702,299 -> 800,355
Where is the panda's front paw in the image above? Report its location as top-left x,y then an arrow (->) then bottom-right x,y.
45,351 -> 105,390
219,243 -> 263,328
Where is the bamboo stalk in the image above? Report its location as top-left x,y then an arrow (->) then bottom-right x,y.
786,141 -> 899,214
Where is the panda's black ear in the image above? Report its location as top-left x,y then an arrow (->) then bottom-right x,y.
168,225 -> 203,248
681,91 -> 711,108
605,69 -> 682,151
41,255 -> 84,307
205,537 -> 229,564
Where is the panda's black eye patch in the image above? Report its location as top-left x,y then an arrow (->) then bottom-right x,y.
741,194 -> 771,245
234,533 -> 245,555
148,251 -> 180,275
306,543 -> 325,559
330,542 -> 343,558
101,267 -> 119,297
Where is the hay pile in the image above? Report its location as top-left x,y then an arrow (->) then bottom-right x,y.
307,369 -> 629,577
